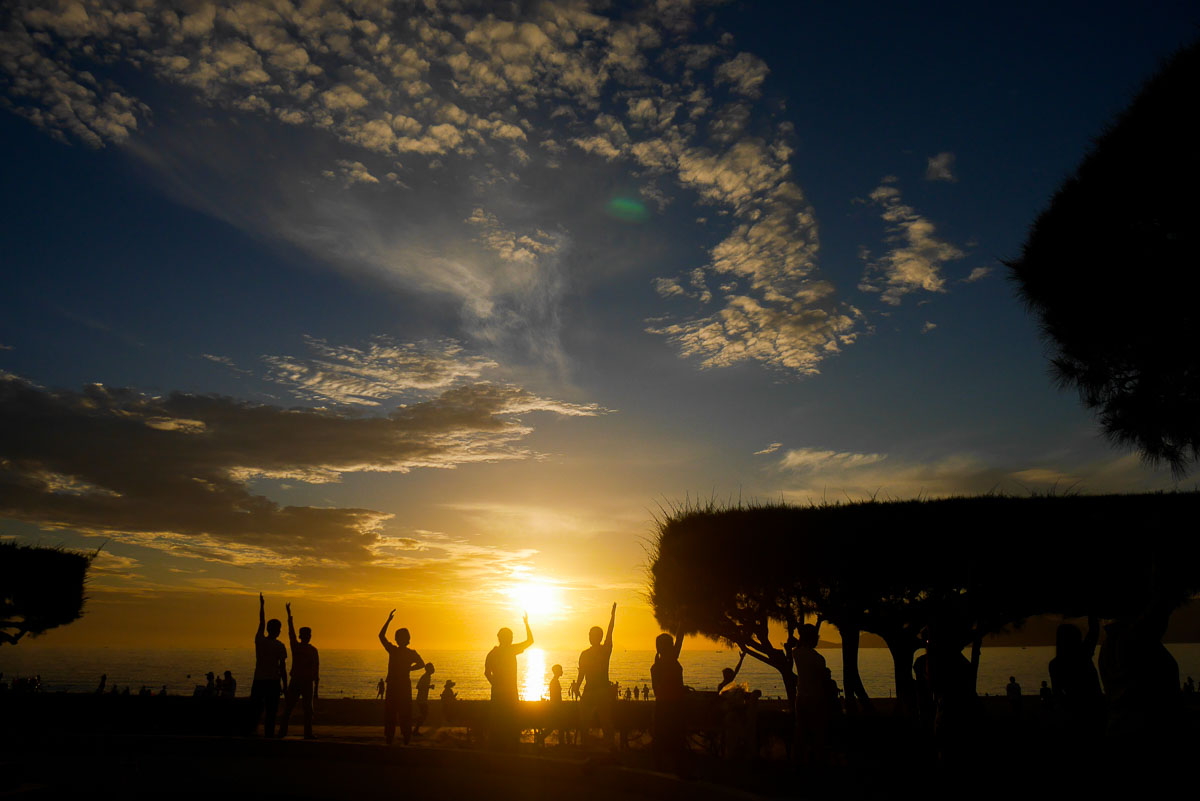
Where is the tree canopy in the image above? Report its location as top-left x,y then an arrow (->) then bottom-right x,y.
0,541 -> 93,646
1007,40 -> 1200,476
648,493 -> 1200,699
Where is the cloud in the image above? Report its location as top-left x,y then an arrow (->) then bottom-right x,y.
0,371 -> 603,566
0,0 -> 858,379
754,442 -> 781,455
322,159 -> 380,186
925,151 -> 957,182
858,180 -> 965,305
262,336 -> 498,407
922,321 -> 937,333
774,449 -> 1175,502
714,52 -> 769,98
962,266 -> 992,283
779,447 -> 887,471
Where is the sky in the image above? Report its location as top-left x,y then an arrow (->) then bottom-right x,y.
1,0 -> 1197,652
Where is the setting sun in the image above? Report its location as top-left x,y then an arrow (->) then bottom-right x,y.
506,580 -> 561,620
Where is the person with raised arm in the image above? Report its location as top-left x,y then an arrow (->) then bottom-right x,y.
484,611 -> 533,749
378,609 -> 425,745
575,602 -> 617,749
718,650 -> 747,693
278,602 -> 319,739
651,629 -> 686,772
251,593 -> 288,737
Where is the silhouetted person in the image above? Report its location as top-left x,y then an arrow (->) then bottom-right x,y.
440,679 -> 457,724
484,612 -> 533,749
569,680 -> 580,701
651,631 -> 686,772
95,674 -> 106,694
913,650 -> 934,735
204,671 -> 217,697
1049,617 -> 1103,733
642,683 -> 650,700
718,651 -> 746,693
925,621 -> 978,764
413,662 -> 434,737
376,678 -> 386,699
379,609 -> 424,745
576,602 -> 617,749
222,670 -> 236,698
624,687 -> 632,701
279,602 -> 319,739
251,593 -> 288,737
632,685 -> 639,701
1099,591 -> 1183,746
548,664 -> 567,745
1184,676 -> 1195,695
1039,680 -> 1053,711
791,623 -> 832,766
1006,676 -> 1023,717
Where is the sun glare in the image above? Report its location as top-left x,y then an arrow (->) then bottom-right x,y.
506,580 -> 560,619
521,647 -> 546,701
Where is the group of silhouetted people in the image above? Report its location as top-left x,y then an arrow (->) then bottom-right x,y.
252,594 -> 319,739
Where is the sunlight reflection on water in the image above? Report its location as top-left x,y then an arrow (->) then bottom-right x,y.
521,647 -> 546,701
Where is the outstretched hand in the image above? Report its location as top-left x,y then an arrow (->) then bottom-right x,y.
259,592 -> 264,606
387,609 -> 395,621
611,602 -> 617,615
285,602 -> 292,616
523,611 -> 529,625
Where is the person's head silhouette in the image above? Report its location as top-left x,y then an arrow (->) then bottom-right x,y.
266,619 -> 282,638
395,627 -> 411,646
552,664 -> 563,677
497,627 -> 513,646
589,625 -> 604,646
798,623 -> 819,649
722,667 -> 735,683
655,633 -> 675,657
299,626 -> 312,643
424,662 -> 434,674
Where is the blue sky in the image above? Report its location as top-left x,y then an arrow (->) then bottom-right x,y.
1,0 -> 1196,648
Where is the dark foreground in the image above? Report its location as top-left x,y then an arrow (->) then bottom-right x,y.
2,694 -> 1198,799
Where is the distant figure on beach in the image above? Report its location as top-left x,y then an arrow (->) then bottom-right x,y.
252,593 -> 288,737
718,651 -> 746,693
624,687 -> 632,701
569,680 -> 580,701
484,612 -> 533,749
413,663 -> 434,737
1184,676 -> 1195,695
379,609 -> 425,745
1039,680 -> 1053,710
204,671 -> 217,697
222,670 -> 236,698
1006,676 -> 1023,717
279,602 -> 319,739
632,685 -> 639,701
791,624 -> 833,765
440,679 -> 458,726
651,631 -> 686,771
576,603 -> 617,749
548,664 -> 567,745
643,683 -> 650,701
95,674 -> 106,694
376,678 -> 386,699
1049,617 -> 1103,732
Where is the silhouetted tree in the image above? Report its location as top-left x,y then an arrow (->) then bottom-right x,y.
1008,40 -> 1200,477
0,542 -> 93,645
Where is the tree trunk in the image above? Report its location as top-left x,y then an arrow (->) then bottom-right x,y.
840,626 -> 874,715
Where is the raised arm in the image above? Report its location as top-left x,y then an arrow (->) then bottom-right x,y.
731,650 -> 746,680
379,609 -> 395,649
605,602 -> 617,647
515,611 -> 534,653
256,593 -> 265,640
286,602 -> 298,648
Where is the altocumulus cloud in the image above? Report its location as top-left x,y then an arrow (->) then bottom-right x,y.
0,0 -> 868,379
0,371 -> 603,566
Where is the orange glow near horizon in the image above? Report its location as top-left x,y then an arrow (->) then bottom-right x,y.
521,647 -> 546,701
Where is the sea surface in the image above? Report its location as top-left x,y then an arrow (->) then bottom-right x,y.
5,644 -> 1200,700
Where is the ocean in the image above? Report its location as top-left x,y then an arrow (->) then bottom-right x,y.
5,644 -> 1200,700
